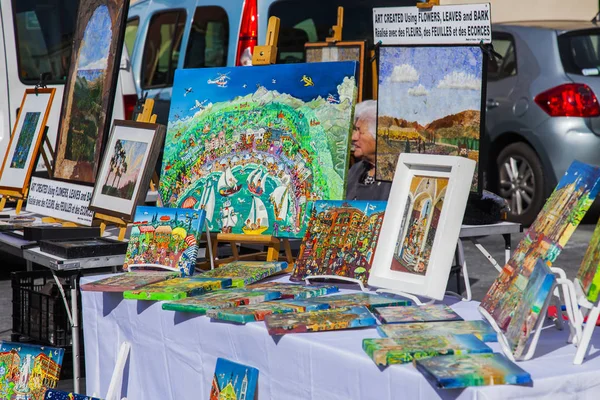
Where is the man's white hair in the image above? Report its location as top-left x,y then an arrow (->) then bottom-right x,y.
354,100 -> 377,139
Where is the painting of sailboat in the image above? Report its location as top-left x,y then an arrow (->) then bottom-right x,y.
247,168 -> 267,196
219,199 -> 238,233
242,197 -> 269,234
218,166 -> 241,196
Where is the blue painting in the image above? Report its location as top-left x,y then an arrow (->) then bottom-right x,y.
376,46 -> 483,191
11,112 -> 41,169
0,341 -> 65,399
210,358 -> 258,400
159,62 -> 358,238
44,389 -> 102,399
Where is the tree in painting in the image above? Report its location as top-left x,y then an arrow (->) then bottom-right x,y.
101,139 -> 147,200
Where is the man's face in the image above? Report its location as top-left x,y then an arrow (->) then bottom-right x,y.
351,117 -> 376,161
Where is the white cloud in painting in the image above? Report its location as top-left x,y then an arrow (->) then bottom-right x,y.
408,84 -> 429,96
390,64 -> 419,82
79,56 -> 108,71
437,71 -> 480,90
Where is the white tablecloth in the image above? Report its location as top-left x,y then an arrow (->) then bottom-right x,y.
81,274 -> 600,399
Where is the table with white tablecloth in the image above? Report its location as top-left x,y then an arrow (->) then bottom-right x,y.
81,274 -> 600,400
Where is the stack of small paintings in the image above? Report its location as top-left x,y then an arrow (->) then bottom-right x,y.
159,62 -> 358,238
210,358 -> 259,400
363,334 -> 492,367
122,277 -> 231,301
123,206 -> 206,276
376,46 -> 484,191
481,161 -> 600,353
207,299 -> 329,324
265,305 -> 376,335
0,342 -> 65,399
245,282 -> 339,299
372,304 -> 463,324
290,200 -> 386,284
576,218 -> 600,303
377,320 -> 497,342
415,353 -> 532,389
197,261 -> 287,287
81,271 -> 179,293
161,289 -> 282,314
44,389 -> 102,400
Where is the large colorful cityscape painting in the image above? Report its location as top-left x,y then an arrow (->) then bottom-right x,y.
159,62 -> 357,238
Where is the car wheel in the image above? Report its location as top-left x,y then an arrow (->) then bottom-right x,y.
496,142 -> 545,226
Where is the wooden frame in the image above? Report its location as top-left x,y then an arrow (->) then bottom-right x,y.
88,120 -> 165,221
368,153 -> 475,300
0,88 -> 55,194
305,40 -> 367,102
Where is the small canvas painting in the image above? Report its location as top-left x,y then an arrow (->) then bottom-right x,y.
377,320 -> 497,342
206,299 -> 329,324
101,139 -> 148,200
265,305 -> 376,335
210,358 -> 258,400
306,292 -> 410,310
376,46 -> 483,191
391,176 -> 448,275
161,288 -> 281,314
576,218 -> 600,302
44,389 -> 102,399
159,62 -> 357,238
363,334 -> 492,367
415,353 -> 532,389
290,200 -> 386,284
80,271 -> 179,292
11,112 -> 40,169
245,282 -> 339,299
122,277 -> 231,301
197,261 -> 287,287
123,206 -> 205,276
372,304 -> 462,324
0,342 -> 65,400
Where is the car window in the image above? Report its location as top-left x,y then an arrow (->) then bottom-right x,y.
125,18 -> 139,59
184,6 -> 229,68
269,0 -> 413,64
558,31 -> 600,76
141,10 -> 186,89
12,0 -> 79,84
488,35 -> 517,80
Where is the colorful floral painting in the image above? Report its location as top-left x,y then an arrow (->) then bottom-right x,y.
80,271 -> 179,292
161,288 -> 281,314
10,112 -> 40,169
481,161 -> 600,330
391,176 -> 448,275
0,342 -> 64,400
306,292 -> 410,310
265,305 -> 376,335
377,320 -> 497,342
415,353 -> 532,389
363,334 -> 492,367
210,358 -> 258,400
376,46 -> 483,191
206,299 -> 329,324
290,200 -> 386,284
197,261 -> 287,287
576,218 -> 600,302
122,277 -> 230,301
101,139 -> 148,200
245,282 -> 338,299
159,62 -> 357,238
372,304 -> 462,324
44,389 -> 102,399
505,260 -> 555,358
123,206 -> 206,276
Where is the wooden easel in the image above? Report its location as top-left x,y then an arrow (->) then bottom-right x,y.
417,0 -> 440,9
326,6 -> 343,43
135,98 -> 159,192
200,16 -> 294,271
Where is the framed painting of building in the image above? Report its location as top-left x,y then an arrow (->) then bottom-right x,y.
53,0 -> 130,184
0,88 -> 55,194
89,120 -> 165,221
368,153 -> 475,300
305,41 -> 367,102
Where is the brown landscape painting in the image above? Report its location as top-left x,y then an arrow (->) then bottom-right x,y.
376,47 -> 483,191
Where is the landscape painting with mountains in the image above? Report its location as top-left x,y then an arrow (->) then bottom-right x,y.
376,47 -> 483,191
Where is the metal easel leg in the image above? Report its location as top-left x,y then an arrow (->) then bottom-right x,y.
471,238 -> 503,273
445,240 -> 471,302
204,220 -> 215,270
574,305 -> 600,365
502,233 -> 511,264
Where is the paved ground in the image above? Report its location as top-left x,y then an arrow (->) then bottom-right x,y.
0,223 -> 595,393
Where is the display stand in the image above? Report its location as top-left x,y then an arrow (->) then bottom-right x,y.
105,341 -> 131,400
326,6 -> 343,43
135,98 -> 160,192
417,0 -> 440,9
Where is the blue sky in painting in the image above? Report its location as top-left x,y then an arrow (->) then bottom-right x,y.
555,160 -> 600,196
0,342 -> 64,366
77,5 -> 112,71
315,200 -> 387,217
215,358 -> 258,399
169,62 -> 357,122
378,47 -> 483,125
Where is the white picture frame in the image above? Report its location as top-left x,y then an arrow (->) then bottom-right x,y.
368,153 -> 475,300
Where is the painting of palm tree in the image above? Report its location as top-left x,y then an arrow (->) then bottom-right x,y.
101,139 -> 148,199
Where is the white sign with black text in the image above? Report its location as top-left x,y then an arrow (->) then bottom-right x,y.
373,4 -> 491,45
26,177 -> 94,226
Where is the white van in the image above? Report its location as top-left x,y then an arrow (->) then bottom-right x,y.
0,0 -> 137,168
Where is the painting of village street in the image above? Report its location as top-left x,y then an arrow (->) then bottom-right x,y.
10,112 -> 40,169
481,161 -> 600,330
290,200 -> 386,284
210,358 -> 258,400
392,176 -> 448,275
101,139 -> 148,200
123,206 -> 205,276
0,342 -> 64,400
159,62 -> 357,238
376,46 -> 483,191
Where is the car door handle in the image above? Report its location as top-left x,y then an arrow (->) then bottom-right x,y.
486,99 -> 500,109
